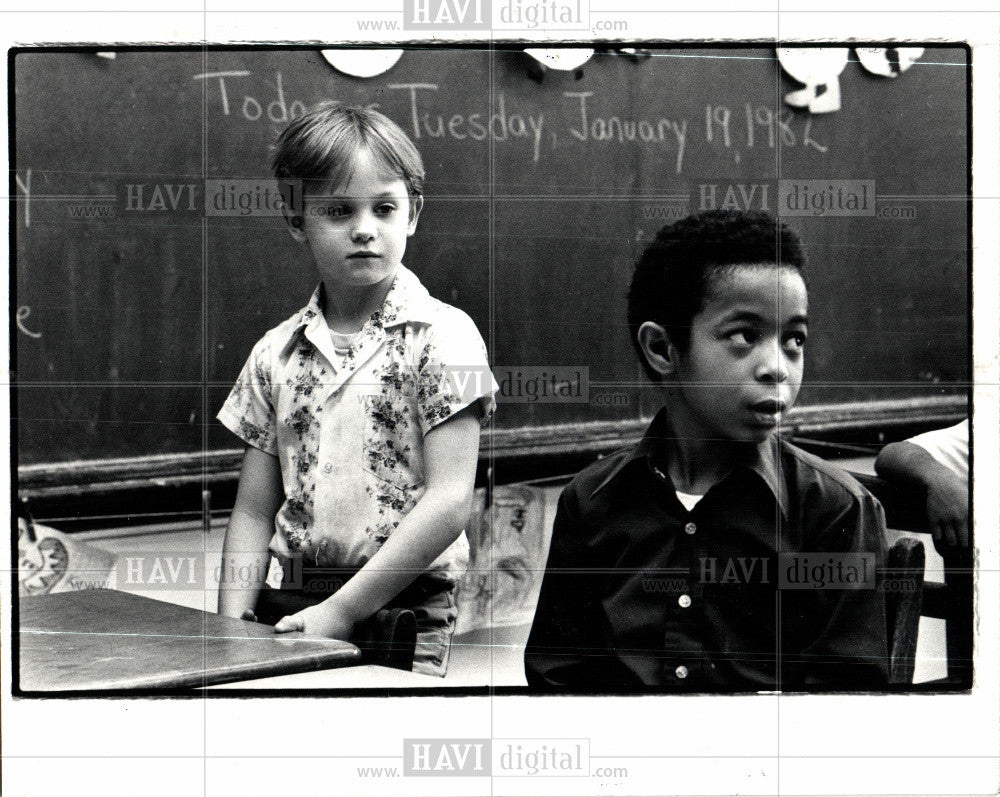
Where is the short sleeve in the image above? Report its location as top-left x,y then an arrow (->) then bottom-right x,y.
217,335 -> 279,455
415,309 -> 498,436
908,419 -> 969,480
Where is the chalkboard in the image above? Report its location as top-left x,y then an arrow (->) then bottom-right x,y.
14,45 -> 969,477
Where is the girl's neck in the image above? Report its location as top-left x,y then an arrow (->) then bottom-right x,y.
321,272 -> 396,333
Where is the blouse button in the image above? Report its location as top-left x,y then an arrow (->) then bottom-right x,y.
684,522 -> 697,535
678,594 -> 692,609
675,665 -> 689,679
323,462 -> 333,474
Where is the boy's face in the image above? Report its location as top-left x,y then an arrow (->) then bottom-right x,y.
294,149 -> 420,290
672,264 -> 808,445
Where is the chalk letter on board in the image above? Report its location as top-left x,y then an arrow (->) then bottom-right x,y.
674,119 -> 687,174
17,306 -> 42,339
491,94 -> 508,140
388,83 -> 439,139
193,71 -> 251,116
467,114 -> 487,141
528,114 -> 544,162
448,114 -> 467,140
564,92 -> 593,141
802,117 -> 829,153
243,96 -> 263,121
268,72 -> 290,123
15,168 -> 30,228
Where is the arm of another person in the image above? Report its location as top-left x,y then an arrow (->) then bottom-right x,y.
217,446 -> 283,619
273,405 -> 480,637
875,440 -> 969,548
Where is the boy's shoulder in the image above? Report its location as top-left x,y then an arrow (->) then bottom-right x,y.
558,432 -> 875,520
777,437 -> 874,506
556,443 -> 647,517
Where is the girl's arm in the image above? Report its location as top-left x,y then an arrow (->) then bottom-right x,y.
218,446 -> 284,618
274,405 -> 480,637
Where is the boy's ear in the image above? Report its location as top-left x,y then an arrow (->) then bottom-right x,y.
637,322 -> 680,378
406,194 -> 424,236
280,202 -> 307,243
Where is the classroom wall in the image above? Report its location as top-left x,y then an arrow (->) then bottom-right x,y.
14,46 -> 969,480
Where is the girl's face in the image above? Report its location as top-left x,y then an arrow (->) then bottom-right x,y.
292,149 -> 421,291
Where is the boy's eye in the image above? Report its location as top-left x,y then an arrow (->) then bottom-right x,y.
326,205 -> 350,218
375,203 -> 397,215
727,329 -> 759,346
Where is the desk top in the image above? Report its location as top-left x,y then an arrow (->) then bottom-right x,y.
18,589 -> 360,691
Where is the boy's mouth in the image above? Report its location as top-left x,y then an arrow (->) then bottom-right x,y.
347,251 -> 380,259
748,399 -> 786,418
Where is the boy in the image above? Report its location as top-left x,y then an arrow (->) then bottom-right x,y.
217,103 -> 496,677
525,209 -> 890,690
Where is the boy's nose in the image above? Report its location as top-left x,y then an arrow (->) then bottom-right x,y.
755,345 -> 790,383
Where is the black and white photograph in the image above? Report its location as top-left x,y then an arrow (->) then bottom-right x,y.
4,5 -> 999,797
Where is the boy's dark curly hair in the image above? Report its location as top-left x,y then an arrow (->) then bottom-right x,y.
627,208 -> 807,381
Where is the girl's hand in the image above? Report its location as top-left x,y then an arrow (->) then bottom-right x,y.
273,598 -> 358,640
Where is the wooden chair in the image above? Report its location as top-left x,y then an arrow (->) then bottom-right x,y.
860,475 -> 973,687
886,536 -> 925,685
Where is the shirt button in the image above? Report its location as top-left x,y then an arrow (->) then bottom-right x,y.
675,665 -> 689,679
684,522 -> 697,535
678,594 -> 692,608
322,462 -> 333,474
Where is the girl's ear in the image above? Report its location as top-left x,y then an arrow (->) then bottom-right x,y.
637,322 -> 680,378
280,202 -> 307,243
407,194 -> 423,236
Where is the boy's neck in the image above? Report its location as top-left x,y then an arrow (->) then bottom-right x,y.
663,434 -> 739,495
320,270 -> 397,333
659,400 -> 758,494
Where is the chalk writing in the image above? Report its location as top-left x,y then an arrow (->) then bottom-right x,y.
705,103 -> 828,153
389,83 -> 545,163
565,92 -> 688,174
802,117 -> 828,153
15,168 -> 30,227
194,70 -> 307,123
17,306 -> 42,339
191,71 -> 828,170
705,104 -> 731,148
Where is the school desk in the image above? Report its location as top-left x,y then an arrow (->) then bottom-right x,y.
18,588 -> 360,691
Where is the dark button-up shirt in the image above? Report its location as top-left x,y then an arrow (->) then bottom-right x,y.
525,409 -> 890,692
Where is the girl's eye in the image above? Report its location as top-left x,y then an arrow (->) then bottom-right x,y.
327,206 -> 350,218
375,204 -> 397,215
784,331 -> 808,350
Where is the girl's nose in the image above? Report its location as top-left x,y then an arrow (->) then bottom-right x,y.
351,212 -> 376,241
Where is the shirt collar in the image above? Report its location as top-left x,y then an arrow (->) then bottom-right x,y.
291,263 -> 438,337
590,407 -> 789,519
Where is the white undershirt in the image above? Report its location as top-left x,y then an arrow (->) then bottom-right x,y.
675,490 -> 704,511
329,328 -> 363,351
329,329 -> 363,369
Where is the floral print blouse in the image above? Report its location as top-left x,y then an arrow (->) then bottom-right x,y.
218,265 -> 497,586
